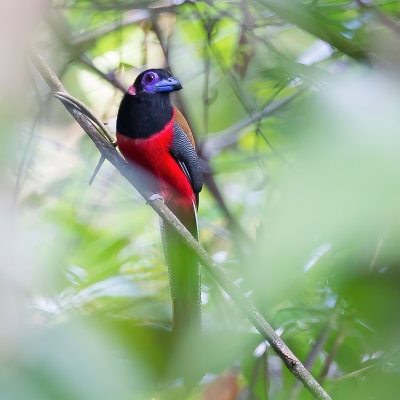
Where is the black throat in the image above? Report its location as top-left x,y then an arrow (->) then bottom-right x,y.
116,92 -> 174,139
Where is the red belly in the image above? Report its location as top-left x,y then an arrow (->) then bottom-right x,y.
116,117 -> 195,212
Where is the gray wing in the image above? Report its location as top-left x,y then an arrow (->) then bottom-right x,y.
170,122 -> 203,198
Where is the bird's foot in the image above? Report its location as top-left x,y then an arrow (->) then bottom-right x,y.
146,193 -> 164,204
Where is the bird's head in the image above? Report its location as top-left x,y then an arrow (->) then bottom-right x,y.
117,68 -> 181,139
128,69 -> 182,96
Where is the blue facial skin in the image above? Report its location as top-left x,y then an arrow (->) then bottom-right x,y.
141,72 -> 182,93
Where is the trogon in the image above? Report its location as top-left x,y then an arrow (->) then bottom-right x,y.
116,69 -> 203,336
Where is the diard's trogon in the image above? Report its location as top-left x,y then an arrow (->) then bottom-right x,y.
116,69 -> 203,336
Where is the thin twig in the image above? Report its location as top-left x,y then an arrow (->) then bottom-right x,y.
89,154 -> 106,185
288,315 -> 335,400
193,4 -> 293,165
248,348 -> 270,400
318,324 -> 347,384
72,11 -> 151,48
369,236 -> 384,272
202,19 -> 214,136
61,1 -> 178,12
330,364 -> 376,382
202,87 -> 307,159
32,52 -> 332,400
79,54 -> 127,92
14,73 -> 45,202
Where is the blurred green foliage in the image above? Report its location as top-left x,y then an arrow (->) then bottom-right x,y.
5,0 -> 400,399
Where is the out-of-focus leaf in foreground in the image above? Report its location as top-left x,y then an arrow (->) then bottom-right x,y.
247,71 -> 400,398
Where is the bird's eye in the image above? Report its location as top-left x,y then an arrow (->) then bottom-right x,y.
145,73 -> 155,83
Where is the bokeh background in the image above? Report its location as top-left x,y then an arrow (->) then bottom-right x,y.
2,0 -> 400,399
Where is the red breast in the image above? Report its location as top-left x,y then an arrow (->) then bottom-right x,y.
116,115 -> 195,211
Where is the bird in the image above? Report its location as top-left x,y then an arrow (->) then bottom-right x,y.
116,69 -> 203,337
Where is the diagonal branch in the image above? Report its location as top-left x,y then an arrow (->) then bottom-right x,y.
31,52 -> 332,400
201,87 -> 307,159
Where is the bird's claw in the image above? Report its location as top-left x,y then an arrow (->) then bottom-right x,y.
147,193 -> 164,204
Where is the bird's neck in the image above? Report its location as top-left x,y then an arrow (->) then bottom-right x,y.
116,92 -> 174,139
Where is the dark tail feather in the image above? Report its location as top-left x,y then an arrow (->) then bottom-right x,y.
160,203 -> 201,336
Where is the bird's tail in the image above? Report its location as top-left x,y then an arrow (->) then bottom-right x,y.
160,201 -> 201,336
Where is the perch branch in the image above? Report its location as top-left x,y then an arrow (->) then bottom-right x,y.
31,52 -> 332,400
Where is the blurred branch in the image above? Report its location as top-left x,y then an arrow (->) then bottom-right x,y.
14,86 -> 44,202
256,0 -> 369,62
32,52 -> 332,400
88,1 -> 183,11
46,13 -> 128,92
318,324 -> 347,384
55,0 -> 181,11
151,18 -> 169,65
288,313 -> 335,400
202,21 -> 213,136
356,0 -> 400,36
193,5 -> 293,165
79,54 -> 127,92
248,349 -> 270,400
202,87 -> 307,159
234,0 -> 255,77
72,11 -> 151,48
369,235 -> 384,272
330,364 -> 376,382
262,349 -> 269,399
47,9 -> 148,50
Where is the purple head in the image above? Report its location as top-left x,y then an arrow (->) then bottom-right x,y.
127,69 -> 182,96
